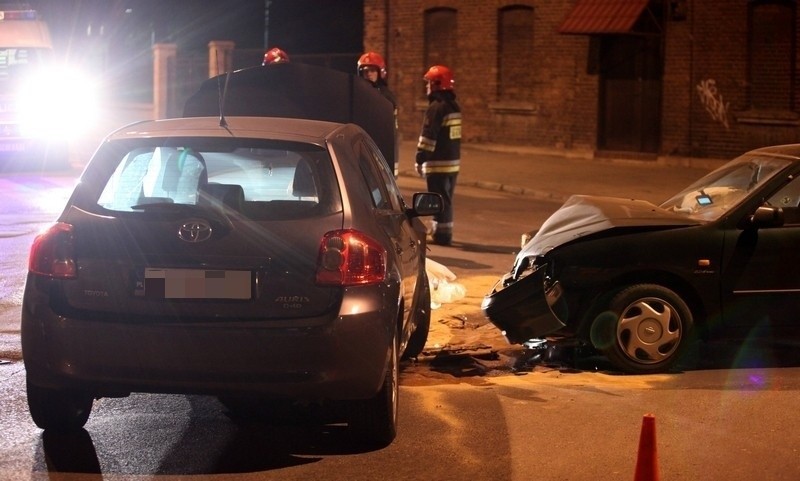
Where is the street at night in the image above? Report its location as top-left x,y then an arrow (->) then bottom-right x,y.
2,1 -> 800,480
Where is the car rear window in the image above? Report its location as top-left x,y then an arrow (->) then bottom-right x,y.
93,137 -> 341,220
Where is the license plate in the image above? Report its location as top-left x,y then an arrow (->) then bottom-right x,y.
141,268 -> 252,299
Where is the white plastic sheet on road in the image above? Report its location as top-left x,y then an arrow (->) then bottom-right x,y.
425,258 -> 466,309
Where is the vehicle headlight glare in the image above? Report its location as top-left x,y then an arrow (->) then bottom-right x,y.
17,65 -> 99,139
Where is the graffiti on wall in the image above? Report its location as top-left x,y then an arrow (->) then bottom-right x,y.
696,79 -> 730,129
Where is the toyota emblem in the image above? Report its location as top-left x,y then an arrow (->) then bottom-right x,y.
178,219 -> 213,243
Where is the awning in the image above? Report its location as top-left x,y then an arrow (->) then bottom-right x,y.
558,0 -> 650,35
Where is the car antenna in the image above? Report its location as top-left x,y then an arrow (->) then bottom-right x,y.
215,50 -> 231,129
218,71 -> 231,128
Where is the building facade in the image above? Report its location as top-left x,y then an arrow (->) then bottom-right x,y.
364,0 -> 800,160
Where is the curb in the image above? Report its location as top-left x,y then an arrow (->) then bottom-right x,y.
462,142 -> 727,171
470,180 -> 569,203
399,170 -> 571,203
400,141 -> 725,203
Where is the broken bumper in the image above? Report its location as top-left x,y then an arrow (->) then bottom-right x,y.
481,265 -> 566,344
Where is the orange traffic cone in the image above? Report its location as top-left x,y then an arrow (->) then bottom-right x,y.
634,413 -> 660,481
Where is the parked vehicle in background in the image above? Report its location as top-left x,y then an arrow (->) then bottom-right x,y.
0,7 -> 96,169
183,62 -> 397,176
483,144 -> 800,374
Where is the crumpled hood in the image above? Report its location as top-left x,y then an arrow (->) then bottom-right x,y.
521,195 -> 700,256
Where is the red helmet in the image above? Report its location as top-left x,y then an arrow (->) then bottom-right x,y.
262,47 -> 290,66
423,65 -> 455,91
357,51 -> 387,80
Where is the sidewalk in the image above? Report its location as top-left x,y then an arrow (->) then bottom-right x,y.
398,140 -> 725,205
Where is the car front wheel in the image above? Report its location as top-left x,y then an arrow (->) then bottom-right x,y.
592,284 -> 693,374
26,379 -> 93,431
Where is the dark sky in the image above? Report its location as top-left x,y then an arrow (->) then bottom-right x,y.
26,0 -> 363,53
268,0 -> 362,54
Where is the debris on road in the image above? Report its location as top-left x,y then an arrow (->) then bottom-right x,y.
426,258 -> 467,308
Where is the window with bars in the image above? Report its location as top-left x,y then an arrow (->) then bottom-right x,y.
498,6 -> 534,100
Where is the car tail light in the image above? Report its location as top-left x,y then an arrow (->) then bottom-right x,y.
28,222 -> 77,279
316,229 -> 386,286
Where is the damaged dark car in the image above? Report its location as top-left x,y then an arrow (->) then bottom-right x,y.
483,144 -> 800,373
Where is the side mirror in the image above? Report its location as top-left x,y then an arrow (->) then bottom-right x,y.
747,205 -> 784,228
409,192 -> 443,217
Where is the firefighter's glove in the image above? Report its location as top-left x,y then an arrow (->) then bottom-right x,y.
415,151 -> 427,178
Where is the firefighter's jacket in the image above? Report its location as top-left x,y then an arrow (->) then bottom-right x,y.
416,90 -> 461,175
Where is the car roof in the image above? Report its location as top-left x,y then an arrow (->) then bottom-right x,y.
104,116 -> 347,145
748,143 -> 800,160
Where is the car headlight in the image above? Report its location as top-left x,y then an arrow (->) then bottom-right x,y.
17,64 -> 99,140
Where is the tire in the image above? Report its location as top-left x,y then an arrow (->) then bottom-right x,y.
402,272 -> 431,360
592,284 -> 693,374
349,329 -> 398,448
26,379 -> 93,431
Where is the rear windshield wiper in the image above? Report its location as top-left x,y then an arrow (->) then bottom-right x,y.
131,201 -> 178,211
129,202 -> 234,227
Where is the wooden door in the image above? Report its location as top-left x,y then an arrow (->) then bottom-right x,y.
598,35 -> 663,154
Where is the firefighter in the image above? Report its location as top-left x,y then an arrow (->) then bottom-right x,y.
415,65 -> 461,246
358,51 -> 399,176
357,51 -> 397,108
262,47 -> 290,65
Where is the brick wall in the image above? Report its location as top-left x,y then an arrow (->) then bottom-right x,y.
364,0 -> 800,160
688,2 -> 748,157
661,6 -> 693,157
364,0 -> 598,151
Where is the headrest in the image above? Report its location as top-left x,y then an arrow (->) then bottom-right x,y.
291,160 -> 317,198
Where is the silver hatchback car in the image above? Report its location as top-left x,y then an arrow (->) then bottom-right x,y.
21,115 -> 441,447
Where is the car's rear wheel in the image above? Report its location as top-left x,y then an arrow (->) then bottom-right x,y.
26,379 -> 93,431
403,272 -> 431,360
592,284 -> 693,374
349,329 -> 398,447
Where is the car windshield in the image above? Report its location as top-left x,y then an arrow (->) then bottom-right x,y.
93,137 -> 342,220
659,153 -> 792,221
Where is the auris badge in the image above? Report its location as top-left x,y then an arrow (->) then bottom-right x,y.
178,219 -> 213,243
